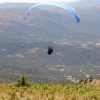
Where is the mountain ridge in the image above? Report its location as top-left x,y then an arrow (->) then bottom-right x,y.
0,0 -> 100,9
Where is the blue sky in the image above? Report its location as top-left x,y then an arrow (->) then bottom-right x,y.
0,0 -> 78,3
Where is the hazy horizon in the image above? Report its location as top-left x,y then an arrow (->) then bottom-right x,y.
0,0 -> 78,4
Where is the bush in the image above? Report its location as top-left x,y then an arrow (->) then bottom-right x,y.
16,75 -> 31,87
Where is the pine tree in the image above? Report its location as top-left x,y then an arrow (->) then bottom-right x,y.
16,75 -> 31,87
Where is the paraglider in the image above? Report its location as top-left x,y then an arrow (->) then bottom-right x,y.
47,46 -> 53,55
24,2 -> 80,23
23,2 -> 80,55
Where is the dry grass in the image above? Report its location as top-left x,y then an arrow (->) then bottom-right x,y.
0,83 -> 100,100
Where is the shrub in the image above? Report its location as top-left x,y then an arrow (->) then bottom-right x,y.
16,75 -> 31,87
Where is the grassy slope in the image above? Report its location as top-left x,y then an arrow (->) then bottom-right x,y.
0,83 -> 100,100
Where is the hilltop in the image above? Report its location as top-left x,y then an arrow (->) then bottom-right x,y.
0,78 -> 100,100
79,76 -> 100,86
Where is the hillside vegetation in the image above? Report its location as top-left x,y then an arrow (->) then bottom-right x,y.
0,76 -> 99,100
0,82 -> 100,100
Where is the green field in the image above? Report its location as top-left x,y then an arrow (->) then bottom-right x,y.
0,82 -> 100,100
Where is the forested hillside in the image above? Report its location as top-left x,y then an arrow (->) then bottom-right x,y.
0,6 -> 100,82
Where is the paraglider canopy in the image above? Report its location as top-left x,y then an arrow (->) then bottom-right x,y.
24,2 -> 80,23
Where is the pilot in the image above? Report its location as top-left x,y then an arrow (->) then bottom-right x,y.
47,46 -> 53,55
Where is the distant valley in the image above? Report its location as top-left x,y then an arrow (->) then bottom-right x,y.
0,5 -> 100,83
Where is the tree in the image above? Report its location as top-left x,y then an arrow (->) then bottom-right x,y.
16,75 -> 31,87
